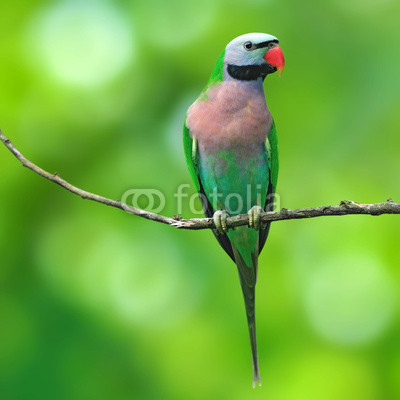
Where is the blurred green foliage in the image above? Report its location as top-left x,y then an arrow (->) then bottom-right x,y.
1,0 -> 400,399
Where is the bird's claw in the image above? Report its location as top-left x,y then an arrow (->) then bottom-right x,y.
213,210 -> 229,235
248,205 -> 263,231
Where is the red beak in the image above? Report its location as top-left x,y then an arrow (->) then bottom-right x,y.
264,45 -> 285,76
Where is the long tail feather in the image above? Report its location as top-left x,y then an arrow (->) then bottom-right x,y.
232,244 -> 261,387
249,323 -> 261,387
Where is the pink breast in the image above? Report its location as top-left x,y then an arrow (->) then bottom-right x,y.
186,81 -> 272,153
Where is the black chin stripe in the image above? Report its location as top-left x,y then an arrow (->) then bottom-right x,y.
255,39 -> 279,49
227,64 -> 277,81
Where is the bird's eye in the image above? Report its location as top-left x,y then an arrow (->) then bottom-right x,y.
268,42 -> 276,49
243,41 -> 254,50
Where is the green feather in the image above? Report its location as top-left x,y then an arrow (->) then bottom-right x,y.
266,120 -> 279,193
208,49 -> 225,85
183,122 -> 200,192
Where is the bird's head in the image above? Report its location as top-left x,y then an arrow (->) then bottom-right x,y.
224,33 -> 285,81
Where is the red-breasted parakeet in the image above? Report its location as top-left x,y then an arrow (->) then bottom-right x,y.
183,32 -> 284,387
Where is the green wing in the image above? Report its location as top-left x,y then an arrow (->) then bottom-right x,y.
183,122 -> 200,192
266,120 -> 279,194
258,120 -> 279,254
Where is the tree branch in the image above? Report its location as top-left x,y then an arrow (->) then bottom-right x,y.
1,129 -> 399,230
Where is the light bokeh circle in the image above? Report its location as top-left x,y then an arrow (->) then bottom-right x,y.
27,1 -> 134,86
304,254 -> 397,345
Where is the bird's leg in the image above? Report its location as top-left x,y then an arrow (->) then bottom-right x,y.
248,205 -> 263,231
213,210 -> 229,235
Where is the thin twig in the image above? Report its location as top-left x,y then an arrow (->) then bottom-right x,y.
1,129 -> 399,230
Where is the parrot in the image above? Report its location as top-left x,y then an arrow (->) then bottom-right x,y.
183,32 -> 284,387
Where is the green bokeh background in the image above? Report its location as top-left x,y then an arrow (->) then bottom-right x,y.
1,1 -> 400,399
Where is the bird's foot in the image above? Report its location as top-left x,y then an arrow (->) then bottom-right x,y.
248,205 -> 263,231
213,210 -> 229,235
